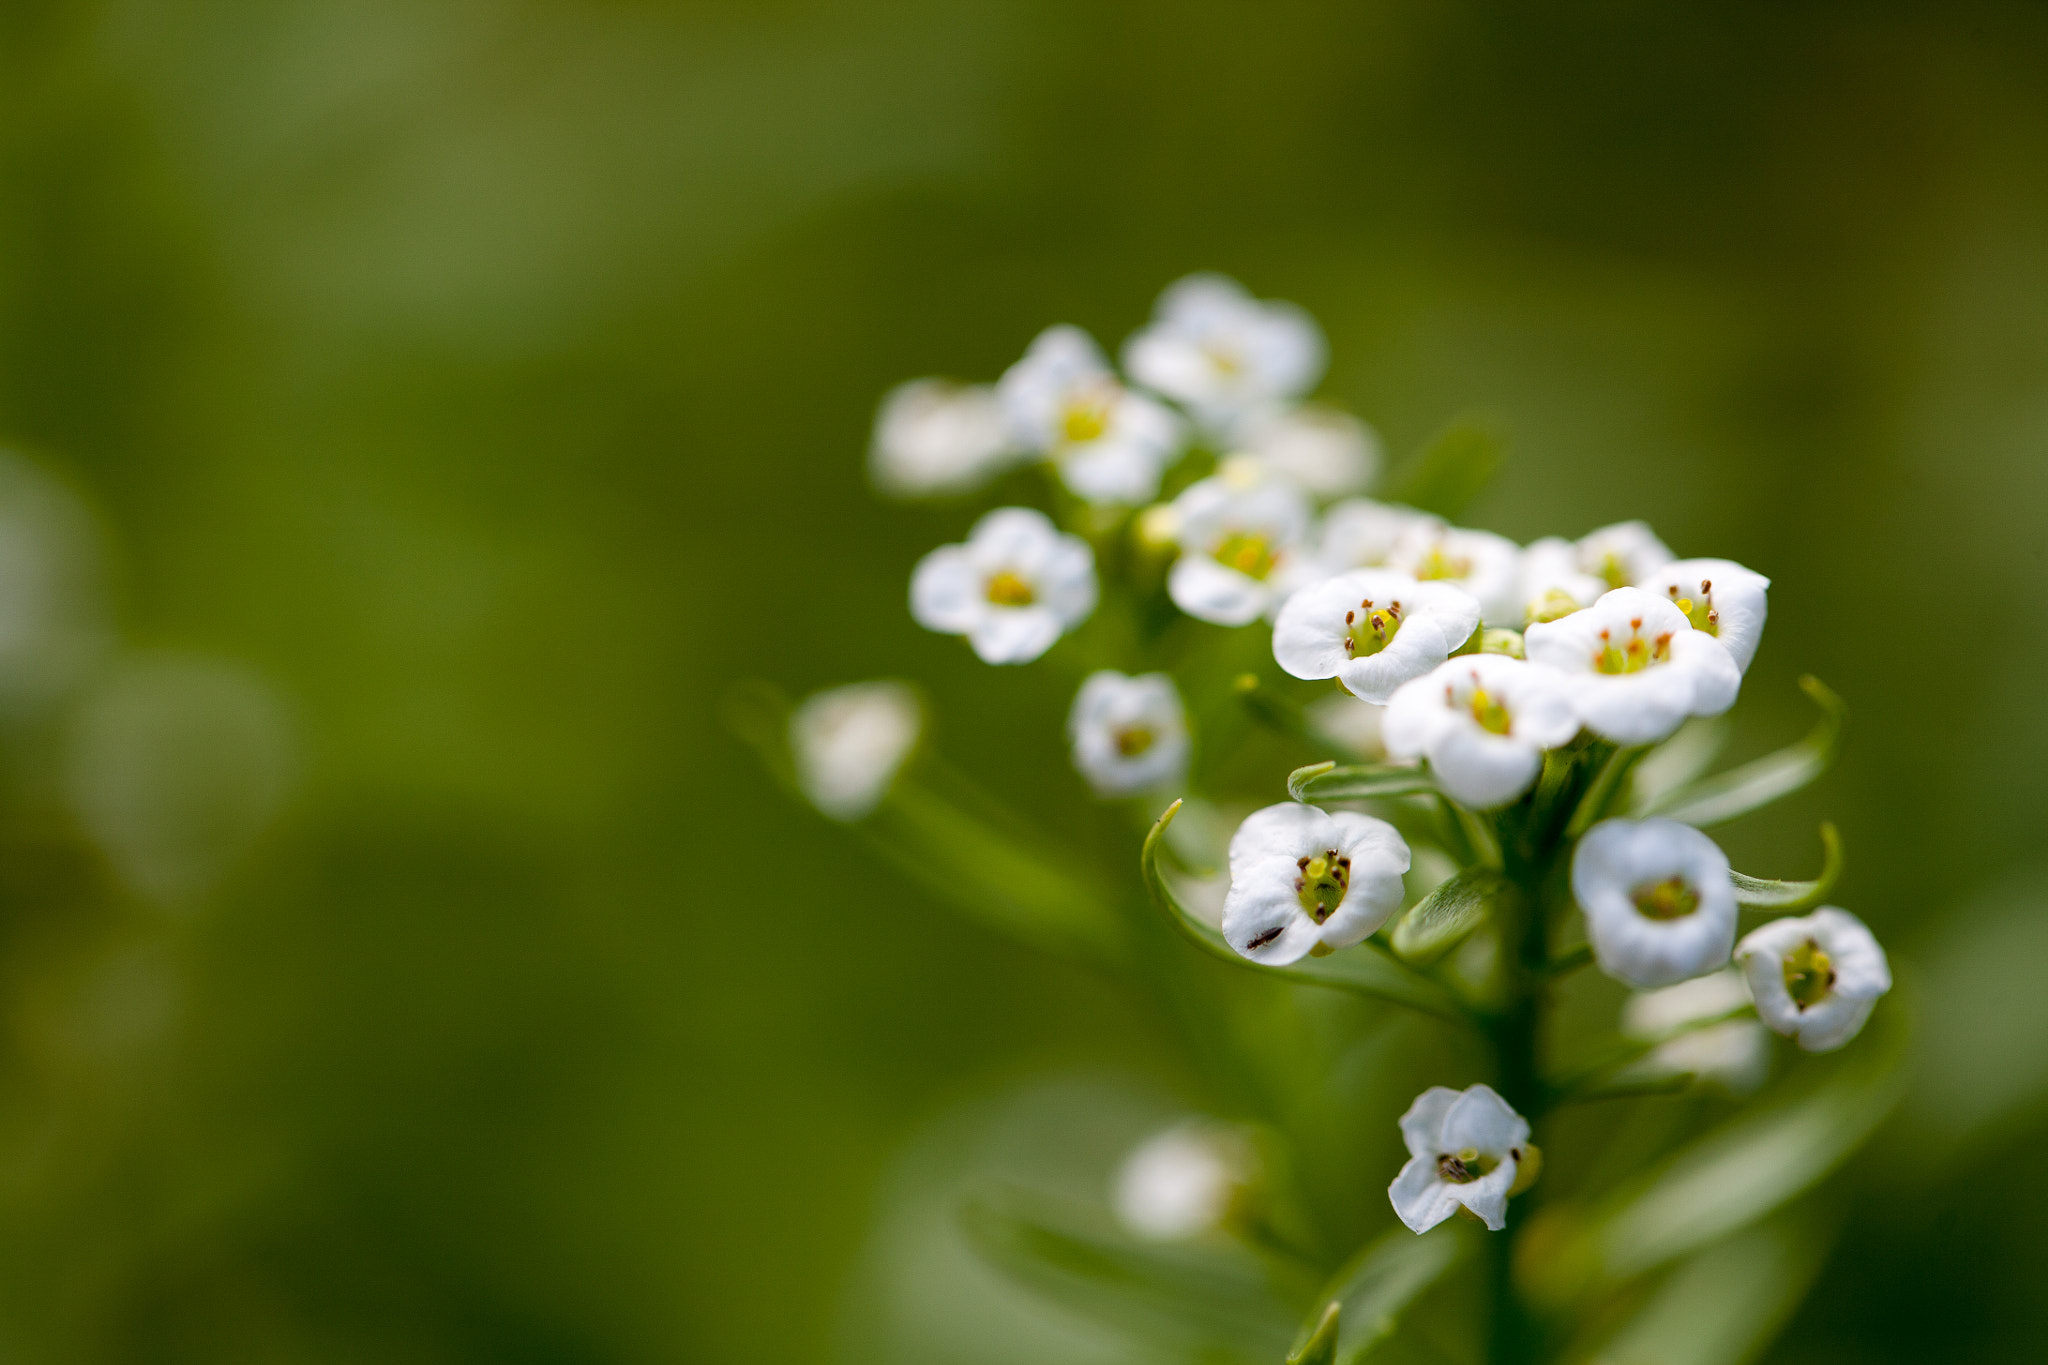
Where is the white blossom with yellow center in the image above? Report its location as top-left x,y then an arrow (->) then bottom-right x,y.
909,507 -> 1097,664
1389,1084 -> 1533,1234
1523,587 -> 1741,744
1572,817 -> 1739,989
1735,907 -> 1891,1052
998,325 -> 1186,505
1642,557 -> 1772,674
1164,466 -> 1316,626
1387,518 -> 1524,625
1067,670 -> 1190,797
1271,568 -> 1484,705
1382,655 -> 1581,808
789,681 -> 922,822
867,378 -> 1018,498
1221,802 -> 1410,964
1121,273 -> 1326,436
1573,519 -> 1675,590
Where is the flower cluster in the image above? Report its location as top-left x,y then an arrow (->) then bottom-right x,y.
769,273 -> 1894,1360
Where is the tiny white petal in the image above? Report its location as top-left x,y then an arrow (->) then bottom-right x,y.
908,507 -> 1096,665
1572,818 -> 1739,989
1387,1083 -> 1530,1235
1113,1120 -> 1260,1241
869,379 -> 1018,497
1641,557 -> 1771,674
1525,587 -> 1742,744
1122,274 -> 1326,434
998,326 -> 1185,505
1271,570 -> 1482,705
1165,474 -> 1315,625
1382,655 -> 1580,808
1735,906 -> 1891,1051
1068,671 -> 1190,797
1221,802 -> 1410,964
1574,520 -> 1674,589
1315,498 -> 1438,573
790,681 -> 922,821
1387,520 -> 1524,626
1237,404 -> 1380,497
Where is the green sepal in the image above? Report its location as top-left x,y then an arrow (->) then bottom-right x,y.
1391,866 -> 1508,965
1640,676 -> 1846,828
960,1192 -> 1310,1361
1730,822 -> 1844,911
1287,1302 -> 1340,1365
1293,1224 -> 1473,1364
1382,416 -> 1505,520
1289,761 -> 1439,804
1142,802 -> 1470,1022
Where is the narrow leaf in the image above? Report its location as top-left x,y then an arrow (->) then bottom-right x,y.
1629,715 -> 1734,811
1643,676 -> 1846,828
1143,803 -> 1469,1023
961,1194 -> 1306,1361
1303,1224 -> 1472,1363
1291,761 -> 1438,804
1287,1302 -> 1340,1365
1383,418 -> 1505,519
1391,867 -> 1506,965
1588,1214 -> 1835,1365
1730,822 -> 1844,911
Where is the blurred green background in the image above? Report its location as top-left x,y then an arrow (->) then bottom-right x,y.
4,1 -> 2048,1360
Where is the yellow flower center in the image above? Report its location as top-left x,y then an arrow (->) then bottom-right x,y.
985,571 -> 1036,606
1413,541 -> 1472,583
1293,848 -> 1350,923
1342,596 -> 1404,658
1593,617 -> 1672,674
1783,938 -> 1836,1009
1468,685 -> 1513,736
1202,342 -> 1245,377
1632,876 -> 1699,921
1061,396 -> 1111,444
1114,725 -> 1155,757
1595,551 -> 1632,591
1211,531 -> 1278,581
1526,587 -> 1581,625
1666,578 -> 1721,636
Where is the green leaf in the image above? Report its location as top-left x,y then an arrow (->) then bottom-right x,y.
1382,417 -> 1505,519
1730,822 -> 1844,911
1641,676 -> 1846,828
1390,867 -> 1507,965
1588,1214 -> 1835,1365
1541,1002 -> 1906,1295
1290,761 -> 1439,803
1545,1002 -> 1758,1105
1142,802 -> 1470,1023
960,1193 -> 1308,1362
1565,742 -> 1647,838
1301,1224 -> 1473,1363
1629,716 -> 1733,811
1287,1302 -> 1341,1365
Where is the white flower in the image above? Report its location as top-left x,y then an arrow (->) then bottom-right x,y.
1382,656 -> 1580,808
1236,404 -> 1379,497
790,681 -> 922,821
1735,907 -> 1892,1052
909,507 -> 1097,664
1574,520 -> 1674,591
1112,1120 -> 1260,1241
1516,536 -> 1608,626
1387,519 -> 1524,625
1621,969 -> 1770,1095
1165,468 -> 1316,626
1571,818 -> 1739,989
1221,803 -> 1410,964
1271,570 -> 1483,705
1121,274 -> 1325,434
1388,1084 -> 1532,1234
1068,671 -> 1190,797
868,379 -> 1016,497
1522,587 -> 1741,744
1314,498 -> 1439,573
1641,557 -> 1771,674
999,326 -> 1185,505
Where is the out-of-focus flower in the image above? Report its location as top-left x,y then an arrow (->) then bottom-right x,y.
790,680 -> 922,822
1165,467 -> 1316,626
1112,1119 -> 1262,1241
0,450 -> 114,715
999,326 -> 1184,505
1307,692 -> 1386,760
1068,671 -> 1189,797
1382,656 -> 1580,808
910,508 -> 1097,664
1271,569 -> 1483,705
1642,557 -> 1771,674
1736,907 -> 1891,1052
1572,818 -> 1739,989
1221,802 -> 1409,965
1236,404 -> 1379,498
1388,519 -> 1524,626
1515,536 -> 1608,626
1314,498 -> 1438,574
1523,587 -> 1741,744
1574,520 -> 1675,591
1621,969 -> 1770,1095
1121,274 -> 1325,434
868,379 -> 1017,498
1389,1085 -> 1534,1234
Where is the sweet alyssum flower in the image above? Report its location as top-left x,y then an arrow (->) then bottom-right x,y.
1389,1084 -> 1535,1234
789,680 -> 922,822
1642,557 -> 1771,674
1621,968 -> 1771,1095
1271,569 -> 1484,705
1068,670 -> 1190,797
1314,498 -> 1438,574
1382,655 -> 1580,808
1121,274 -> 1325,435
867,378 -> 1016,498
909,507 -> 1097,664
1222,802 -> 1410,965
999,325 -> 1185,505
1387,518 -> 1524,626
1735,907 -> 1892,1052
1112,1119 -> 1262,1242
1237,404 -> 1379,498
1515,536 -> 1608,625
1523,587 -> 1741,744
1165,467 -> 1316,626
1573,519 -> 1674,591
1572,818 -> 1739,988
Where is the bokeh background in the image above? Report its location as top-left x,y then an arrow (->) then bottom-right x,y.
4,1 -> 2048,1360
